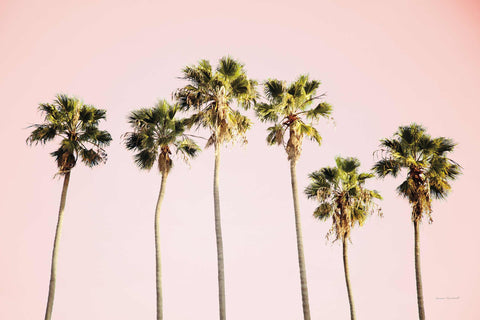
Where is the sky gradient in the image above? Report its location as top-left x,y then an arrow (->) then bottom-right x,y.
1,0 -> 479,319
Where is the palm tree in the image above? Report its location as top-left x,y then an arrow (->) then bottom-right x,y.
305,156 -> 382,320
26,94 -> 112,320
372,123 -> 461,320
175,56 -> 257,320
255,75 -> 332,320
123,100 -> 200,320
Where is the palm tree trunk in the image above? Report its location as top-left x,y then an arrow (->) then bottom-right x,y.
44,171 -> 71,320
155,173 -> 168,320
289,160 -> 311,320
214,143 -> 226,320
414,220 -> 426,320
342,238 -> 356,320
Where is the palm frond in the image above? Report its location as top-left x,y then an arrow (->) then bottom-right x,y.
372,159 -> 400,178
55,94 -> 78,113
305,102 -> 332,121
176,138 -> 201,159
255,103 -> 280,123
217,56 -> 243,79
435,137 -> 456,155
264,79 -> 285,103
298,122 -> 322,145
313,203 -> 333,220
303,79 -> 320,95
80,148 -> 106,167
266,124 -> 284,145
26,124 -> 58,145
336,156 -> 360,173
134,149 -> 157,170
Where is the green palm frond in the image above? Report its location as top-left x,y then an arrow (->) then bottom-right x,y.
320,167 -> 339,184
256,103 -> 281,123
305,102 -> 332,121
380,138 -> 404,157
372,159 -> 400,177
182,61 -> 212,86
358,172 -> 375,183
266,124 -> 284,145
217,56 -> 243,79
397,123 -> 425,146
435,137 -> 456,155
305,171 -> 333,201
297,122 -> 322,145
336,157 -> 360,174
55,94 -> 77,113
134,149 -> 157,170
80,148 -> 105,167
26,124 -> 58,145
288,75 -> 308,98
396,180 -> 412,199
176,138 -> 201,160
230,75 -> 249,95
79,126 -> 111,146
264,79 -> 285,103
303,79 -> 321,96
228,110 -> 251,135
313,203 -> 333,220
78,106 -> 106,127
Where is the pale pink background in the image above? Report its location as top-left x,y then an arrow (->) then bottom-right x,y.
1,0 -> 479,319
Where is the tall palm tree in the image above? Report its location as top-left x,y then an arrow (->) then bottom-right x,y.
123,100 -> 200,320
372,123 -> 461,320
305,156 -> 382,320
255,75 -> 332,320
26,94 -> 112,320
175,56 -> 257,320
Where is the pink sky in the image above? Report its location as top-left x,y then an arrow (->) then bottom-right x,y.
1,0 -> 479,319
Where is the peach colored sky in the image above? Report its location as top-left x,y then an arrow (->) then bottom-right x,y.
1,0 -> 479,319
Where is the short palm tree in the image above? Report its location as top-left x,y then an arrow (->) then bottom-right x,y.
175,56 -> 257,320
372,123 -> 461,320
255,75 -> 332,320
123,100 -> 200,320
26,94 -> 112,320
305,156 -> 381,320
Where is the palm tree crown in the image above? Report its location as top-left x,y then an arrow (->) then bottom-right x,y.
123,100 -> 200,174
372,123 -> 461,223
175,56 -> 257,146
27,94 -> 112,173
305,156 -> 382,241
255,75 -> 332,162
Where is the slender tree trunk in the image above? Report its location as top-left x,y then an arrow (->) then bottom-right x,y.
214,143 -> 226,320
342,238 -> 356,320
414,220 -> 426,320
155,173 -> 168,320
44,171 -> 71,320
289,160 -> 311,320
